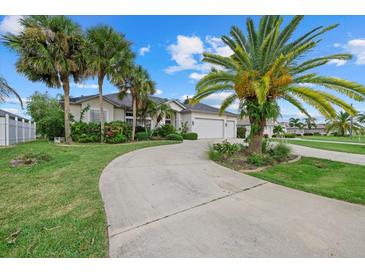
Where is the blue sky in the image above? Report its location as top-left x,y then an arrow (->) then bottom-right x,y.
1,15 -> 365,121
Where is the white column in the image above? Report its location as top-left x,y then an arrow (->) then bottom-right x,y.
33,122 -> 36,140
28,120 -> 32,140
5,114 -> 9,146
15,117 -> 18,143
176,112 -> 181,129
223,118 -> 227,139
22,119 -> 25,142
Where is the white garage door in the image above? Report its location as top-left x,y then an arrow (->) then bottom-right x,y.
194,118 -> 224,139
226,120 -> 235,138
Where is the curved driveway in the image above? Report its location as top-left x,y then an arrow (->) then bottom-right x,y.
100,140 -> 365,257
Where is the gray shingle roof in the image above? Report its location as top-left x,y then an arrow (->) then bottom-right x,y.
181,102 -> 238,117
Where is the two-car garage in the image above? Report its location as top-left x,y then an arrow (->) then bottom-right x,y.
193,117 -> 236,139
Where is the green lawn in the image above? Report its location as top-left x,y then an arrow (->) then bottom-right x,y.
0,140 -> 179,257
251,157 -> 365,205
301,135 -> 365,143
283,139 -> 365,155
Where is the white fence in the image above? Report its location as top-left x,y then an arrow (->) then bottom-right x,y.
0,114 -> 36,146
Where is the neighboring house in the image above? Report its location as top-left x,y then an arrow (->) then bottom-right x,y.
237,117 -> 276,137
280,122 -> 327,135
0,109 -> 36,146
65,93 -> 238,139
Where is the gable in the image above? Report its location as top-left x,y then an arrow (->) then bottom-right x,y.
166,100 -> 185,112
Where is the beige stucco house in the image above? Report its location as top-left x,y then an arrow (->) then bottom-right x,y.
67,93 -> 238,139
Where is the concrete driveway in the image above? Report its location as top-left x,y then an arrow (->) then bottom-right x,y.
99,140 -> 365,257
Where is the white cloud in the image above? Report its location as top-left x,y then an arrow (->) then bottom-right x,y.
2,108 -> 20,115
189,72 -> 206,81
205,36 -> 233,57
328,59 -> 348,66
346,39 -> 365,65
71,83 -> 99,89
5,97 -> 28,105
333,43 -> 341,48
155,89 -> 163,95
165,35 -> 204,74
139,45 -> 151,56
0,15 -> 23,35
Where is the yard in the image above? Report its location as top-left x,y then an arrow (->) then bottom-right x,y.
300,135 -> 365,143
251,157 -> 365,205
282,139 -> 365,155
0,140 -> 180,257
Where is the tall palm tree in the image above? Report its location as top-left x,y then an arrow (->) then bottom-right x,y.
273,124 -> 285,136
112,65 -> 155,141
0,76 -> 23,108
326,111 -> 363,136
358,112 -> 365,124
289,117 -> 304,128
3,15 -> 86,144
304,117 -> 317,129
84,26 -> 133,142
191,15 -> 365,153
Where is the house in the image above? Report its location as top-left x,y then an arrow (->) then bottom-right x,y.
66,93 -> 238,139
280,122 -> 327,135
237,117 -> 276,137
0,109 -> 36,146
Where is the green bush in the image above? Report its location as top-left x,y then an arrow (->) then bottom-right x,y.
155,124 -> 176,137
166,133 -> 183,141
247,153 -> 272,166
284,133 -> 296,138
182,132 -> 198,140
136,131 -> 149,141
208,146 -> 223,161
71,122 -> 101,143
212,141 -> 241,158
105,133 -> 127,144
237,127 -> 246,138
269,142 -> 292,161
104,121 -> 132,141
313,132 -> 322,136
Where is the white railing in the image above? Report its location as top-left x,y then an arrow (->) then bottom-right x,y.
0,114 -> 36,146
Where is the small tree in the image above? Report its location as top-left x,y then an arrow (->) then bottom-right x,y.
326,111 -> 363,136
289,118 -> 304,128
273,124 -> 285,136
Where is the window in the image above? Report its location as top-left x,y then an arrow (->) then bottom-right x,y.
90,109 -> 108,123
165,114 -> 171,125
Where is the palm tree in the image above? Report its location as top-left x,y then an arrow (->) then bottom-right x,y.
0,76 -> 23,108
289,117 -> 304,128
358,112 -> 365,124
84,26 -> 133,142
304,117 -> 317,129
326,111 -> 363,136
191,15 -> 365,153
3,15 -> 86,144
112,65 -> 155,141
273,124 -> 285,136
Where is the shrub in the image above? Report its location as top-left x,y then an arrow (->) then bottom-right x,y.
182,132 -> 198,140
261,138 -> 273,154
135,126 -> 146,133
269,142 -> 292,161
71,122 -> 101,143
237,127 -> 246,138
155,124 -> 176,137
180,121 -> 189,134
136,131 -> 149,141
296,133 -> 303,136
212,141 -> 241,157
166,133 -> 183,141
105,133 -> 127,144
247,153 -> 272,167
303,133 -> 314,136
284,133 -> 296,138
208,146 -> 223,161
272,134 -> 277,138
313,132 -> 322,136
263,134 -> 269,138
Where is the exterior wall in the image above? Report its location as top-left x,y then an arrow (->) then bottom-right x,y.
81,98 -> 115,122
180,113 -> 192,132
0,114 -> 36,146
113,108 -> 125,121
70,105 -> 81,122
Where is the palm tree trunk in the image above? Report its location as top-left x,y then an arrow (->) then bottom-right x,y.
247,116 -> 266,154
98,74 -> 105,142
61,76 -> 72,144
132,96 -> 137,141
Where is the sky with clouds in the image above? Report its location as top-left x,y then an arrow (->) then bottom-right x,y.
1,15 -> 365,121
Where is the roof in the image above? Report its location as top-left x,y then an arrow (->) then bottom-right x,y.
0,109 -> 31,121
181,102 -> 238,117
68,92 -> 237,116
68,93 -> 169,108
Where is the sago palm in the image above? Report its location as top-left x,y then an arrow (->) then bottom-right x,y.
0,76 -> 23,108
85,26 -> 133,142
192,15 -> 365,153
2,15 -> 86,144
112,65 -> 155,141
326,111 -> 362,136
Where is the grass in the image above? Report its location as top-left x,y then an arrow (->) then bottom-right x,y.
251,157 -> 365,205
0,140 -> 180,257
301,135 -> 365,143
283,139 -> 365,155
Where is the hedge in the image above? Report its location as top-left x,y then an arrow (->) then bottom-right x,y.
136,131 -> 149,141
182,132 -> 198,140
166,133 -> 183,141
